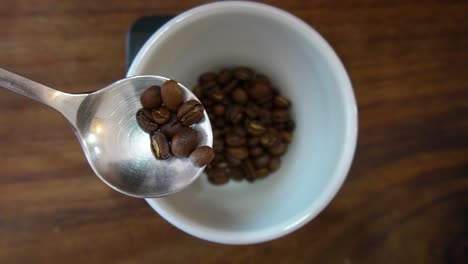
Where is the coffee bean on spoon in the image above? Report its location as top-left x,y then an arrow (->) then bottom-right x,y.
151,132 -> 170,160
190,146 -> 215,167
161,80 -> 183,112
171,127 -> 198,157
140,85 -> 162,109
177,99 -> 204,126
151,106 -> 171,125
136,109 -> 159,133
160,115 -> 183,139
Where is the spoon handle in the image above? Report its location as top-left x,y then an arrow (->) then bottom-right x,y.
0,68 -> 86,126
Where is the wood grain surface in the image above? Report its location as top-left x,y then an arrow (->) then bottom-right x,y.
1,0 -> 467,263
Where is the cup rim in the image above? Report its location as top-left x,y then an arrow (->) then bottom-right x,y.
128,1 -> 358,245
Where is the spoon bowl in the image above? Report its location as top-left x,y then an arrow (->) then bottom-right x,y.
0,68 -> 213,198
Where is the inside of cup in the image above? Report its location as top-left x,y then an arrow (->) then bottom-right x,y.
130,3 -> 355,243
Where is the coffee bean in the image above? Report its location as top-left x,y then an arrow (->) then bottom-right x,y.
223,79 -> 238,93
209,89 -> 224,102
171,127 -> 198,157
217,69 -> 233,85
190,146 -> 215,167
160,115 -> 183,139
247,137 -> 260,146
286,120 -> 296,131
199,72 -> 217,84
234,67 -> 254,81
213,104 -> 225,116
246,120 -> 267,136
249,82 -> 272,100
245,103 -> 261,119
151,132 -> 170,160
229,167 -> 244,181
226,105 -> 244,124
269,157 -> 281,172
226,155 -> 242,166
231,87 -> 248,104
213,138 -> 224,153
214,117 -> 226,128
255,74 -> 271,85
260,130 -> 281,148
225,133 -> 246,147
213,127 -> 223,139
272,109 -> 290,123
193,85 -> 203,98
136,109 -> 159,133
256,168 -> 270,178
201,97 -> 214,108
280,131 -> 293,143
232,127 -> 247,137
242,160 -> 256,182
177,99 -> 204,126
268,142 -> 287,156
226,147 -> 248,160
151,106 -> 171,125
207,168 -> 229,185
215,162 -> 229,170
249,147 -> 264,157
273,95 -> 290,108
161,80 -> 183,112
140,85 -> 162,109
254,154 -> 270,169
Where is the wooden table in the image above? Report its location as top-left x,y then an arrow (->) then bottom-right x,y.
1,1 -> 467,263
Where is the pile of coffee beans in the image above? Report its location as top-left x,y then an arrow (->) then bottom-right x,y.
193,67 -> 294,185
136,79 -> 215,167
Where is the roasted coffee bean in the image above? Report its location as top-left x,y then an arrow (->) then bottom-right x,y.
213,104 -> 225,116
259,99 -> 273,109
202,81 -> 217,93
136,109 -> 159,133
249,146 -> 264,157
231,87 -> 248,104
226,105 -> 244,124
273,95 -> 290,108
193,85 -> 203,98
171,127 -> 198,157
247,137 -> 260,146
225,133 -> 246,147
213,138 -> 224,153
213,127 -> 223,139
161,80 -> 183,112
212,153 -> 225,164
207,168 -> 229,185
246,120 -> 267,136
210,89 -> 224,102
234,67 -> 254,81
201,97 -> 214,108
242,160 -> 256,182
272,109 -> 290,123
256,168 -> 270,178
269,157 -> 281,172
177,99 -> 204,126
223,79 -> 238,93
151,106 -> 171,125
160,115 -> 183,139
190,146 -> 215,167
214,117 -> 226,128
249,82 -> 272,100
199,72 -> 217,84
286,120 -> 296,131
215,161 -> 229,169
217,69 -> 233,85
260,130 -> 281,148
245,103 -> 261,119
226,147 -> 248,160
151,132 -> 170,160
280,131 -> 293,143
140,85 -> 162,109
255,74 -> 271,86
229,167 -> 244,181
232,126 -> 247,137
254,154 -> 270,169
226,155 -> 242,166
268,142 -> 287,156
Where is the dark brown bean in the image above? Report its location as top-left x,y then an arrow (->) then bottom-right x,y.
171,127 -> 198,157
140,85 -> 162,109
249,82 -> 272,100
193,85 -> 203,99
254,154 -> 270,169
286,120 -> 296,131
249,147 -> 264,157
226,147 -> 248,160
247,137 -> 260,146
177,99 -> 204,126
151,132 -> 170,160
269,157 -> 281,172
280,131 -> 293,143
260,130 -> 281,148
225,133 -> 246,147
232,127 -> 247,137
201,97 -> 214,108
190,146 -> 215,167
222,79 -> 238,93
151,106 -> 171,125
213,104 -> 225,116
210,89 -> 224,102
161,80 -> 183,112
214,117 -> 226,128
234,67 -> 254,81
226,155 -> 242,166
213,138 -> 224,153
217,69 -> 233,85
255,74 -> 271,86
207,168 -> 229,185
136,109 -> 159,133
256,168 -> 270,178
242,160 -> 256,182
199,72 -> 217,84
231,88 -> 248,104
160,115 -> 183,139
268,142 -> 287,156
229,167 -> 244,181
226,105 -> 244,124
202,80 -> 217,92
272,109 -> 290,123
273,95 -> 290,108
245,103 -> 261,119
246,120 -> 267,136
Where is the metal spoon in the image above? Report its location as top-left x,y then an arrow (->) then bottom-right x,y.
0,68 -> 213,198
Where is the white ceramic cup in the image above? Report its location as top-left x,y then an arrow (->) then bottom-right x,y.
127,1 -> 357,244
